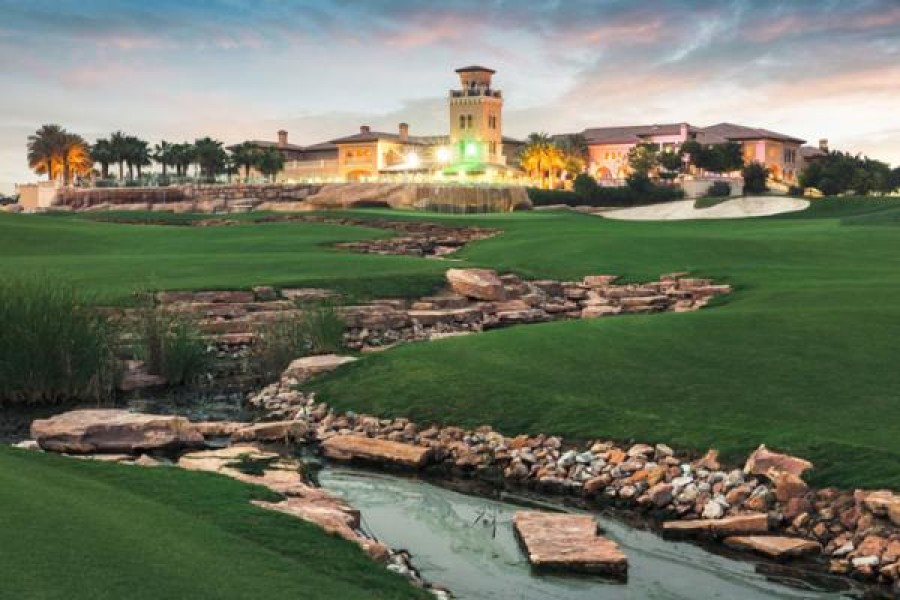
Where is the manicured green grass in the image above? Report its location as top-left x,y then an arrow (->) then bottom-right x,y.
0,211 -> 447,304
5,202 -> 900,489
308,201 -> 900,489
0,446 -> 428,599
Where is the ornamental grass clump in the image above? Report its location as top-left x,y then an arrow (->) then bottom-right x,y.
250,303 -> 345,382
134,304 -> 211,386
0,277 -> 119,404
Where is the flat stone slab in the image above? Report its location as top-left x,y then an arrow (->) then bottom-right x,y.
321,434 -> 433,469
281,354 -> 357,383
513,511 -> 627,577
724,535 -> 822,560
662,514 -> 768,537
31,409 -> 204,454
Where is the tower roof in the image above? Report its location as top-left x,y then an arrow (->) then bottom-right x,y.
455,65 -> 495,74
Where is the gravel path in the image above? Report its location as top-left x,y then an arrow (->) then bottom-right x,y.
601,196 -> 810,221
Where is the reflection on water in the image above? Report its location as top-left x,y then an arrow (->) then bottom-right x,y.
320,468 -> 859,600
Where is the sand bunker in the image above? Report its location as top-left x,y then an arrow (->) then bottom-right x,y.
601,196 -> 810,221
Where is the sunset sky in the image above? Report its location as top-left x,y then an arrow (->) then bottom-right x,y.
1,0 -> 899,194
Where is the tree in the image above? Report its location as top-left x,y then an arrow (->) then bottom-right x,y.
681,141 -> 743,175
231,142 -> 260,180
170,143 -> 195,177
122,136 -> 151,179
193,137 -> 227,181
799,151 -> 894,196
153,141 -> 175,177
742,162 -> 769,194
60,133 -> 92,185
91,139 -> 115,179
108,131 -> 129,180
890,167 -> 900,192
658,149 -> 683,180
520,133 -> 565,189
627,143 -> 659,175
255,147 -> 285,182
27,124 -> 66,182
556,134 -> 588,179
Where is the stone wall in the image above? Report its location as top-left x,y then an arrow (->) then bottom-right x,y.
51,182 -> 531,213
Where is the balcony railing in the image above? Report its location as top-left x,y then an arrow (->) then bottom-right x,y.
449,89 -> 502,99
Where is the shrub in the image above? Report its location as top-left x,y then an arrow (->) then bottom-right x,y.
527,178 -> 683,209
742,162 -> 769,194
572,173 -> 600,199
788,185 -> 804,197
0,277 -> 119,404
249,304 -> 345,381
134,306 -> 210,386
705,181 -> 731,197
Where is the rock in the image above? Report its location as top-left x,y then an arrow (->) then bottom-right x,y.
252,286 -> 278,301
744,444 -> 813,478
513,511 -> 627,577
852,555 -> 880,568
194,421 -> 248,437
582,275 -> 619,287
662,514 -> 769,538
648,483 -> 674,507
772,471 -> 809,502
230,420 -> 309,443
321,435 -> 433,469
694,449 -> 720,471
31,409 -> 203,454
702,499 -> 725,519
12,440 -> 40,451
281,354 -> 357,383
724,536 -> 822,560
446,268 -> 506,301
118,360 -> 167,392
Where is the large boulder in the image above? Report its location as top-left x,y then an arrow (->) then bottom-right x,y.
744,444 -> 813,478
446,268 -> 506,301
31,409 -> 204,454
281,354 -> 357,383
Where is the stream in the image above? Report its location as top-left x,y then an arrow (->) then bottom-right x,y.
319,467 -> 860,600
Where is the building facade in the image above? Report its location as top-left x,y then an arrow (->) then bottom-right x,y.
569,122 -> 807,185
239,66 -> 525,184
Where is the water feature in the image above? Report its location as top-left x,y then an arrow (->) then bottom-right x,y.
319,468 -> 860,600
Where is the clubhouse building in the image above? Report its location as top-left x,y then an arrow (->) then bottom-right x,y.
240,66 -> 816,187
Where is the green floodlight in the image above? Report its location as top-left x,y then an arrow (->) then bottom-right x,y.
464,141 -> 479,159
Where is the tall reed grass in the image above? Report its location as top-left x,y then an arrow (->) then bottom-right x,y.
0,277 -> 119,404
250,303 -> 345,381
133,304 -> 211,386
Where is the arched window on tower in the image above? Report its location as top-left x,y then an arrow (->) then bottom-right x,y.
467,115 -> 473,129
459,115 -> 466,129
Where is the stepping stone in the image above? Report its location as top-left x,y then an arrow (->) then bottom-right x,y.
513,511 -> 627,577
662,514 -> 768,537
724,535 -> 822,560
321,434 -> 433,469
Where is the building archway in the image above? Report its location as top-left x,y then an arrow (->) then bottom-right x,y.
594,166 -> 612,180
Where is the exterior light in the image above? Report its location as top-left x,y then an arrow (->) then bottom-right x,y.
465,141 -> 479,159
405,151 -> 420,168
436,147 -> 451,163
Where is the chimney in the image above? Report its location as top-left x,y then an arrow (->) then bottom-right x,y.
819,138 -> 829,152
679,123 -> 689,140
399,122 -> 409,142
360,125 -> 371,134
277,130 -> 288,147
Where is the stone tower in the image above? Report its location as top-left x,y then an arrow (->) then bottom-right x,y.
449,66 -> 503,165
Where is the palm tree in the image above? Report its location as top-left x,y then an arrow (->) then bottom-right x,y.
122,136 -> 150,180
519,133 -> 565,189
27,124 -> 66,182
108,131 -> 129,180
193,137 -> 227,181
60,133 -> 92,185
91,139 -> 115,179
153,141 -> 174,177
170,143 -> 195,178
230,142 -> 260,180
255,147 -> 285,182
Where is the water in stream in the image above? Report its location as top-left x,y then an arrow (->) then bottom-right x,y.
319,468 -> 859,600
